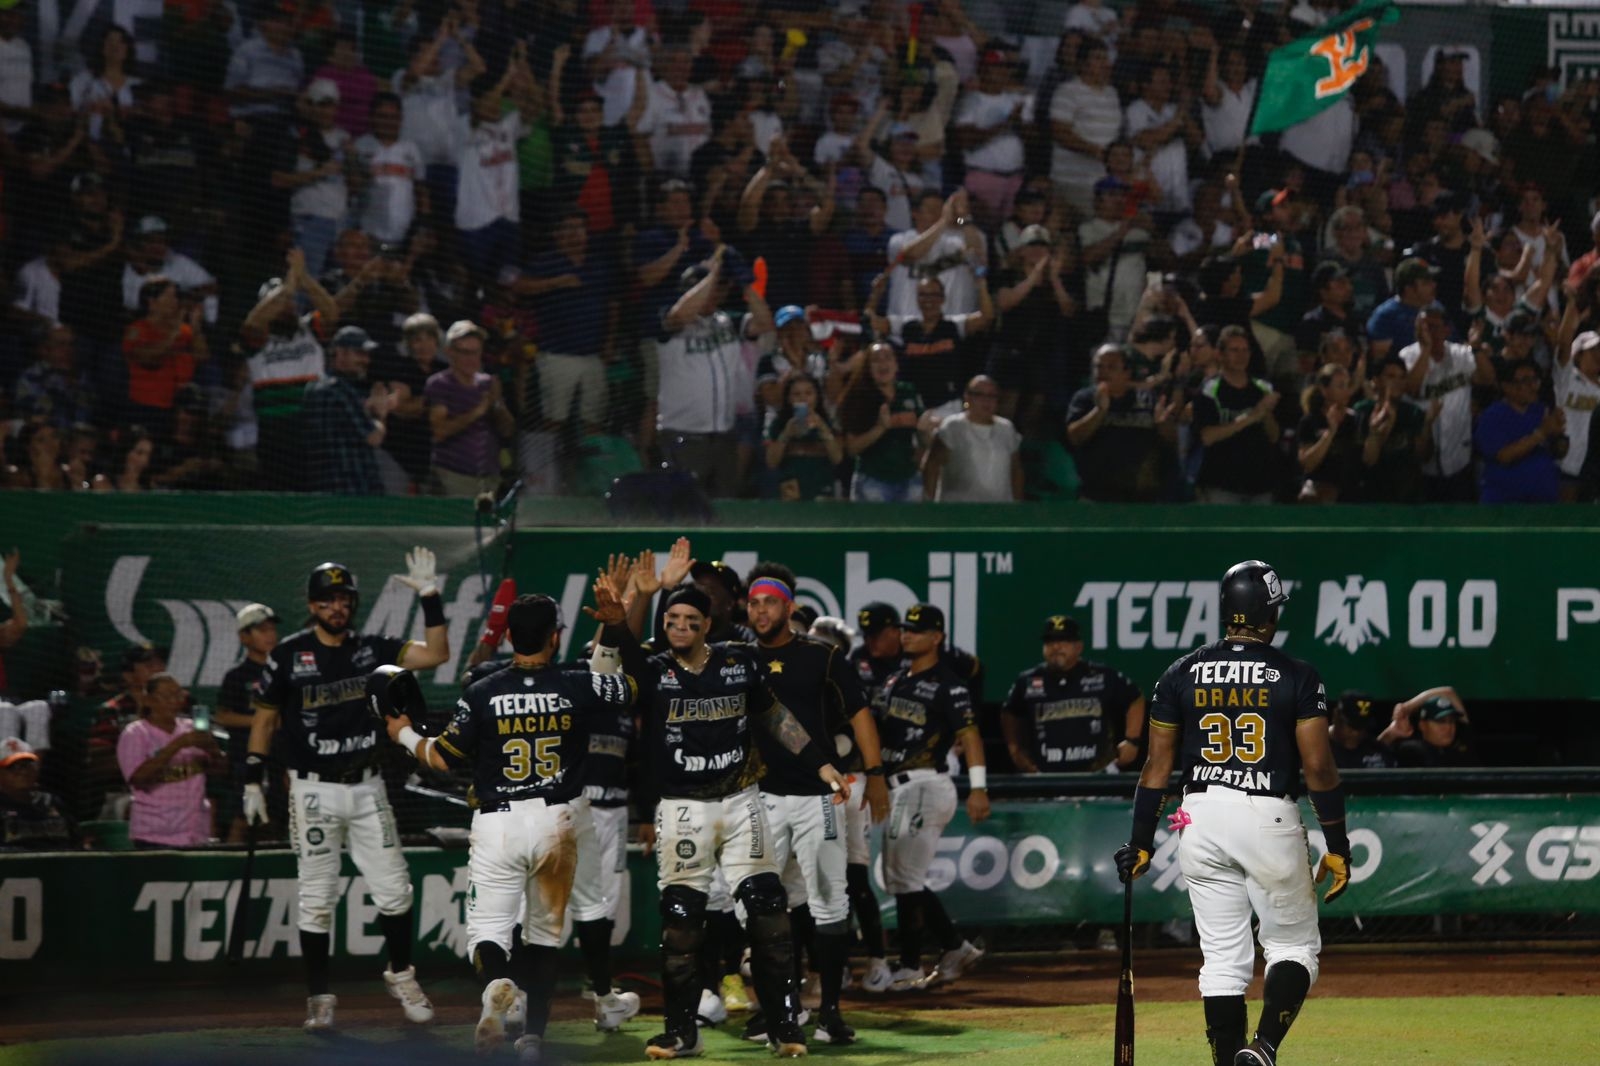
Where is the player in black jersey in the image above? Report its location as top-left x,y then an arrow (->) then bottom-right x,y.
590,577 -> 848,1060
849,601 -> 983,712
744,562 -> 889,1046
244,553 -> 449,1032
875,604 -> 988,991
215,603 -> 280,841
383,594 -> 639,1063
1000,615 -> 1145,773
1116,561 -> 1352,1066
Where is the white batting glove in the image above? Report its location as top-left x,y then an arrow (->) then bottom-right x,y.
396,546 -> 438,597
243,783 -> 268,825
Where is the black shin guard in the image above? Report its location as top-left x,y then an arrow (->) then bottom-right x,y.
789,906 -> 816,985
717,908 -> 746,979
301,930 -> 332,996
515,943 -> 560,1038
919,888 -> 960,952
378,911 -> 414,973
738,873 -> 800,1023
815,926 -> 848,1013
573,918 -> 615,995
1256,961 -> 1312,1050
1203,994 -> 1248,1066
473,941 -> 512,984
894,893 -> 924,970
697,910 -> 724,992
846,863 -> 886,957
661,886 -> 710,1034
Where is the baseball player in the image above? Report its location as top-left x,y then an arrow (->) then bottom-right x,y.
1000,615 -> 1144,773
242,553 -> 448,1032
215,603 -> 281,840
875,604 -> 988,991
380,594 -> 640,1064
744,562 -> 889,1045
1115,560 -> 1351,1066
589,578 -> 849,1060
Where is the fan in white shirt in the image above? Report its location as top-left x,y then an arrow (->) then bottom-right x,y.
354,94 -> 429,244
885,190 -> 984,319
1555,331 -> 1600,490
1124,65 -> 1193,212
636,48 -> 712,178
923,376 -> 1023,502
1200,48 -> 1255,158
582,1 -> 653,127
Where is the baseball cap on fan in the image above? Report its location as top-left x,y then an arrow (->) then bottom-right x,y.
1418,696 -> 1463,721
0,738 -> 39,769
237,603 -> 279,631
1571,331 -> 1600,359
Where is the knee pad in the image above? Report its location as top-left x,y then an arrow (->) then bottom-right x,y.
1264,952 -> 1319,989
660,885 -> 709,957
734,872 -> 787,918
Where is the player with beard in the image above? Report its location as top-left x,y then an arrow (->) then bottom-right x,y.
849,603 -> 984,721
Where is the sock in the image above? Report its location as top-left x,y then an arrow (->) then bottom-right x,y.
1256,961 -> 1312,1049
789,906 -> 815,987
894,893 -> 923,970
847,864 -> 886,958
515,943 -> 560,1038
1203,994 -> 1248,1066
574,918 -> 615,995
815,930 -> 848,1014
378,911 -> 413,973
301,930 -> 332,996
920,888 -> 960,952
474,941 -> 512,983
698,913 -> 724,993
717,910 -> 746,981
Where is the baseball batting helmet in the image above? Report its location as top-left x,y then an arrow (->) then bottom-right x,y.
366,664 -> 444,734
307,562 -> 359,602
1220,560 -> 1289,629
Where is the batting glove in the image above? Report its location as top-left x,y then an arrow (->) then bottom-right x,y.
243,783 -> 268,826
397,546 -> 438,597
480,578 -> 517,646
1114,843 -> 1151,883
1316,851 -> 1351,903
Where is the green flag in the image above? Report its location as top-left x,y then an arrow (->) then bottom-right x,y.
1249,0 -> 1400,136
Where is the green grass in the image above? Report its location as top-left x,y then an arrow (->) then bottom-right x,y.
2,998 -> 1596,1065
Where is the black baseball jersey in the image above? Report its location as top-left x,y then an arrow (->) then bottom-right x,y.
876,663 -> 976,774
1002,661 -> 1141,771
752,635 -> 869,794
635,642 -> 778,801
1148,639 -> 1327,797
435,662 -> 637,807
1332,737 -> 1395,770
218,657 -> 270,768
850,644 -> 983,707
254,628 -> 409,774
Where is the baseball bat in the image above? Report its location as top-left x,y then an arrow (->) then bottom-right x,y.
1114,877 -> 1135,1065
228,823 -> 257,963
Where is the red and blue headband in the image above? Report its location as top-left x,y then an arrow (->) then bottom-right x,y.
748,578 -> 794,603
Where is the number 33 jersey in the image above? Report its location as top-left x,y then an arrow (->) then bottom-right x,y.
1149,639 -> 1327,797
437,662 -> 638,807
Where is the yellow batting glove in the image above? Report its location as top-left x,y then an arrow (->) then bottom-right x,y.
1316,852 -> 1351,903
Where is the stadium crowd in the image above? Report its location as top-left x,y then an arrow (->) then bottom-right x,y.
2,0 -> 1599,503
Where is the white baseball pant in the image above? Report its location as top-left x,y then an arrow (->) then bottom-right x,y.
882,770 -> 957,895
467,798 -> 579,951
569,798 -> 629,923
1177,789 -> 1322,997
844,778 -> 873,866
288,772 -> 413,934
761,790 -> 849,924
655,785 -> 778,896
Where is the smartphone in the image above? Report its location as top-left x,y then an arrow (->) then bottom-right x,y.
192,705 -> 211,732
793,402 -> 810,423
1145,271 -> 1163,291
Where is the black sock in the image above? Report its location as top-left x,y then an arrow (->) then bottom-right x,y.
301,930 -> 332,996
789,906 -> 815,987
718,909 -> 746,980
698,913 -> 724,993
378,911 -> 413,973
894,893 -> 923,970
1256,961 -> 1311,1049
847,864 -> 886,958
474,941 -> 511,983
515,943 -> 559,1038
1203,994 -> 1248,1066
920,888 -> 960,952
815,930 -> 848,1014
574,918 -> 615,994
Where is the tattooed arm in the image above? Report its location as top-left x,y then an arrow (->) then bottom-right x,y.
753,687 -> 852,801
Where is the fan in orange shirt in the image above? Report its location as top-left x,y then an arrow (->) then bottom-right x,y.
122,275 -> 209,413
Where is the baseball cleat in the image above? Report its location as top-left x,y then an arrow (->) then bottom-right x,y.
860,958 -> 893,994
800,973 -> 822,1009
812,1010 -> 856,1046
1235,1039 -> 1277,1066
721,974 -> 753,1013
740,947 -> 753,980
839,964 -> 854,991
506,988 -> 529,1042
384,965 -> 435,1023
514,1034 -> 542,1065
768,1018 -> 809,1058
742,1010 -> 770,1043
888,966 -> 932,992
475,978 -> 520,1054
930,939 -> 985,987
303,993 -> 337,1033
695,988 -> 727,1027
598,989 -> 642,1032
645,1029 -> 704,1059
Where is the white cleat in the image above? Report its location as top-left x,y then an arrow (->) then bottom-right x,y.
506,988 -> 529,1042
597,989 -> 642,1032
930,940 -> 985,987
515,1033 -> 543,1064
888,966 -> 932,992
860,958 -> 893,994
696,988 -> 728,1026
476,978 -> 520,1054
303,993 -> 337,1033
384,965 -> 435,1024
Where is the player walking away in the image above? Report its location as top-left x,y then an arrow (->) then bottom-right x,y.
743,563 -> 890,1046
1001,615 -> 1145,773
379,594 -> 641,1065
1115,561 -> 1352,1066
242,553 -> 449,1032
876,604 -> 989,991
589,579 -> 849,1060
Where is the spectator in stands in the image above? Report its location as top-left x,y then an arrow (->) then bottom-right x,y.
1066,343 -> 1177,503
1048,37 -> 1121,217
1297,363 -> 1361,503
1126,63 -> 1195,215
215,603 -> 278,842
955,50 -> 1033,230
53,173 -> 126,347
12,325 -> 94,430
867,273 -> 993,417
518,209 -> 616,440
842,341 -> 925,502
922,375 -> 1022,502
1200,46 -> 1254,159
321,230 -> 420,353
93,426 -> 154,493
1328,692 -> 1396,771
1192,324 -> 1281,503
1415,195 -> 1470,327
121,217 -> 218,325
427,319 -> 510,497
583,0 -> 653,127
122,276 -> 208,431
353,93 -> 429,246
1298,262 -> 1368,371
756,306 -> 830,418
1170,181 -> 1236,274
455,47 -> 539,288
765,373 -> 843,501
1320,205 -> 1390,323
1555,331 -> 1600,501
886,191 -> 983,320
0,2 -> 33,138
0,553 -> 28,703
639,46 -> 712,179
737,137 -> 837,308
1,738 -> 77,851
374,313 -> 445,491
224,4 -> 304,118
394,18 -> 482,190
1243,189 -> 1310,378
313,31 -> 378,139
1477,362 -> 1564,504
1567,212 -> 1600,294
1080,177 -> 1154,341
853,105 -> 926,233
632,179 -> 718,451
116,672 -> 220,847
273,78 -> 354,277
304,325 -> 396,495
1369,258 -> 1439,361
1382,690 -> 1477,768
68,25 -> 138,143
3,423 -> 70,491
1354,354 -> 1436,503
1402,302 -> 1495,500
841,187 -> 896,310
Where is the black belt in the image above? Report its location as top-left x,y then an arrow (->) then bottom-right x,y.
889,768 -> 945,788
291,766 -> 379,785
1185,782 -> 1294,801
478,796 -> 566,813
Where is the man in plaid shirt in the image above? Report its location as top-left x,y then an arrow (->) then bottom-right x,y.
305,326 -> 399,494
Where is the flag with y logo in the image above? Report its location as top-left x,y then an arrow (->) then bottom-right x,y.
1248,0 -> 1399,136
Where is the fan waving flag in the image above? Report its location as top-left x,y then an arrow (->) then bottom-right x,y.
1249,0 -> 1400,136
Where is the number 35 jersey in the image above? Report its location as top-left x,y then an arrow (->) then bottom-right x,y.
1148,639 -> 1327,797
437,662 -> 638,807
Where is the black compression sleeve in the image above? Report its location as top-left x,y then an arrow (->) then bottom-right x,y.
1309,785 -> 1350,856
1130,784 -> 1167,851
420,592 -> 446,628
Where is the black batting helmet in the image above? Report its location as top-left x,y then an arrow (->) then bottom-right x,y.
366,664 -> 443,734
1220,560 -> 1289,629
307,562 -> 358,603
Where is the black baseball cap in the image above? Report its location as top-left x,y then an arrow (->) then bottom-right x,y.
1311,261 -> 1349,289
690,559 -> 744,597
1418,696 -> 1463,721
901,603 -> 945,633
857,602 -> 901,635
1504,309 -> 1541,336
1338,690 -> 1383,732
121,643 -> 168,670
1041,615 -> 1082,642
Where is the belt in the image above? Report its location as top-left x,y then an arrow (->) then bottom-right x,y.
888,767 -> 945,789
478,796 -> 566,813
292,766 -> 379,785
1184,782 -> 1293,801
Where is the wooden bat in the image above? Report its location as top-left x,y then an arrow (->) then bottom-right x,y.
1114,877 -> 1135,1064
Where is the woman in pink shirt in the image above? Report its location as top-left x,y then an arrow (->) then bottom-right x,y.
115,673 -> 222,847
